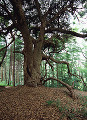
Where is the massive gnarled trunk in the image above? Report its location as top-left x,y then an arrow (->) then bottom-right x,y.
24,40 -> 42,87
20,24 -> 42,87
11,0 -> 44,87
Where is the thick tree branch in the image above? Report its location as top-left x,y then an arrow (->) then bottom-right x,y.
43,77 -> 75,98
34,0 -> 42,21
46,28 -> 87,38
43,77 -> 71,88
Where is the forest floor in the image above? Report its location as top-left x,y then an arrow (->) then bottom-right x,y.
0,85 -> 87,120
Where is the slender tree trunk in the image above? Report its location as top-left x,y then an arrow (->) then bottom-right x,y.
1,65 -> 3,82
56,64 -> 59,87
13,39 -> 15,86
16,61 -> 20,85
4,63 -> 7,84
52,65 -> 54,87
8,64 -> 10,85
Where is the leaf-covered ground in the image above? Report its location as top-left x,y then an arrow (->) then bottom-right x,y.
0,85 -> 87,120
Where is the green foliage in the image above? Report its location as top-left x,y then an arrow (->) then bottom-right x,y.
73,21 -> 76,24
79,0 -> 87,17
0,81 -> 7,86
79,11 -> 86,17
84,3 -> 87,9
46,100 -> 54,106
81,29 -> 87,34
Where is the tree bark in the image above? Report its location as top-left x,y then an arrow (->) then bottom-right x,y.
13,39 -> 15,86
1,65 -> 3,82
19,23 -> 42,87
43,77 -> 75,98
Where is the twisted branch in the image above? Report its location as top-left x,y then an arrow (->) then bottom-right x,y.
42,54 -> 87,87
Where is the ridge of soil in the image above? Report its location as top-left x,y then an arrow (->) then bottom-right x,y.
0,85 -> 87,120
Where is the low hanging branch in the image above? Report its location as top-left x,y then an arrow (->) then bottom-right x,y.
43,77 -> 75,98
46,28 -> 87,38
42,54 -> 87,98
42,53 -> 87,88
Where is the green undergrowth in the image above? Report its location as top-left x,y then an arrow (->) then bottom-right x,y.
0,81 -> 13,87
45,96 -> 87,120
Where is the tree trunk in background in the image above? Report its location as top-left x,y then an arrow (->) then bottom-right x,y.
8,46 -> 13,85
4,63 -> 7,84
45,62 -> 47,86
16,61 -> 20,85
52,64 -> 54,87
56,64 -> 59,87
1,65 -> 3,82
13,40 -> 15,86
8,65 -> 10,85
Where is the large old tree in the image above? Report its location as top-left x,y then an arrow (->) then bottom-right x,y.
0,0 -> 87,97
